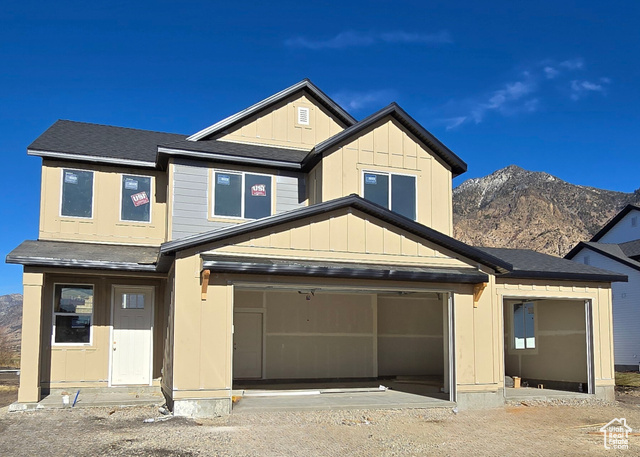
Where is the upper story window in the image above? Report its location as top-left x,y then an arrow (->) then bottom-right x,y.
121,174 -> 152,223
53,284 -> 94,345
61,169 -> 93,218
363,171 -> 416,220
212,170 -> 273,220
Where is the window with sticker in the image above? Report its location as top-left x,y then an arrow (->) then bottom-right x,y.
61,169 -> 93,218
213,171 -> 272,219
121,175 -> 151,222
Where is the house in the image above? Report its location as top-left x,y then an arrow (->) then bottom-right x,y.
7,79 -> 626,416
566,204 -> 640,371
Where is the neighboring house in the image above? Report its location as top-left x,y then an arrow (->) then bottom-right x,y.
7,80 -> 626,416
566,204 -> 640,371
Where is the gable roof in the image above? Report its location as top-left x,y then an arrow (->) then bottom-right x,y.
565,241 -> 640,273
305,103 -> 467,177
477,246 -> 628,282
591,204 -> 640,242
186,79 -> 357,141
161,194 -> 512,273
28,120 -> 185,168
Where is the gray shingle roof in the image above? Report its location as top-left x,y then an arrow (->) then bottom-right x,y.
28,120 -> 186,165
476,246 -> 628,282
158,138 -> 307,166
6,240 -> 161,271
568,241 -> 640,273
619,239 -> 640,259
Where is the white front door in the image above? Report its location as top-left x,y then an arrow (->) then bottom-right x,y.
111,286 -> 154,385
233,312 -> 263,379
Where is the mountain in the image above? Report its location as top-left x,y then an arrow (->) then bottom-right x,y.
453,165 -> 640,257
0,294 -> 22,352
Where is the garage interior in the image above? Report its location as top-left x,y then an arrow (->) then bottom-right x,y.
502,298 -> 592,398
232,286 -> 453,406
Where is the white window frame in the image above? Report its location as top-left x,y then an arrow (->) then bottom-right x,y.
211,169 -> 274,220
510,301 -> 537,352
59,168 -> 95,219
52,283 -> 95,347
361,170 -> 418,220
119,173 -> 153,224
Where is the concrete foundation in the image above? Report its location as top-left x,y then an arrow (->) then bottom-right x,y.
455,390 -> 504,410
595,385 -> 615,402
171,398 -> 231,417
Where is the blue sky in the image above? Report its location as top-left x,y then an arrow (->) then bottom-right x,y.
1,0 -> 639,294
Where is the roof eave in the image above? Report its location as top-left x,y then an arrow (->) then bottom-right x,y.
28,149 -> 157,169
499,270 -> 628,283
304,103 -> 467,176
160,194 -> 512,273
156,147 -> 303,170
186,79 -> 356,141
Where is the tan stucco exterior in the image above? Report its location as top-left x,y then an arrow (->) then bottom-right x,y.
217,92 -> 346,151
14,82 -> 618,414
311,117 -> 454,234
39,160 -> 167,245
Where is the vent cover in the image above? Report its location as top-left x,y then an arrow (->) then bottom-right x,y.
297,107 -> 310,125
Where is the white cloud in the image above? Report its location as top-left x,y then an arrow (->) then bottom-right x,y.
444,116 -> 467,130
570,79 -> 609,100
544,66 -> 559,79
332,89 -> 396,111
468,79 -> 537,124
285,30 -> 452,50
442,57 -> 610,129
559,58 -> 584,70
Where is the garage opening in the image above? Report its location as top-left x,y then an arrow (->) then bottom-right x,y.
502,298 -> 593,399
232,285 -> 454,406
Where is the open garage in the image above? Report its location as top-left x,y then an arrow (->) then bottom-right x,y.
232,286 -> 453,403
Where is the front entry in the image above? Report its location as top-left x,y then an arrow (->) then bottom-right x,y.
111,286 -> 154,385
233,312 -> 263,379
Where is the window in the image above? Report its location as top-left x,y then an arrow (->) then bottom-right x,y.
53,285 -> 93,344
513,302 -> 535,349
363,172 -> 416,220
213,171 -> 272,219
122,293 -> 145,309
121,175 -> 152,222
61,169 -> 93,218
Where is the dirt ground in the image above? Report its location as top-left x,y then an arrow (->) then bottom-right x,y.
0,393 -> 639,456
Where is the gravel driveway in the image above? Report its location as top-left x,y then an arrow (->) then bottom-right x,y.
1,398 -> 639,456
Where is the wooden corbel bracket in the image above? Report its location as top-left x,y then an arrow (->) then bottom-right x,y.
473,282 -> 488,308
201,269 -> 211,300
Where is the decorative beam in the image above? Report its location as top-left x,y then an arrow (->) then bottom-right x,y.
473,282 -> 488,308
201,269 -> 211,300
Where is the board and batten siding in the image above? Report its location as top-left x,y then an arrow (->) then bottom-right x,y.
171,159 -> 306,240
571,248 -> 640,368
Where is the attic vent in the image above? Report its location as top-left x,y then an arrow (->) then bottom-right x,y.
632,216 -> 638,227
297,107 -> 310,125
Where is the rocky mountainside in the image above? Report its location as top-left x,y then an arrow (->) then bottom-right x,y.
453,165 -> 640,257
0,294 -> 22,351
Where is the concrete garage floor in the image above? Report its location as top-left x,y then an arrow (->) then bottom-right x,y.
505,386 -> 592,401
232,377 -> 453,412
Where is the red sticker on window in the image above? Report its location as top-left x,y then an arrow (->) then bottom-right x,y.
251,184 -> 267,196
131,191 -> 149,207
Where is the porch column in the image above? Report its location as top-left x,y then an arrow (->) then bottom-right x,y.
18,272 -> 44,403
